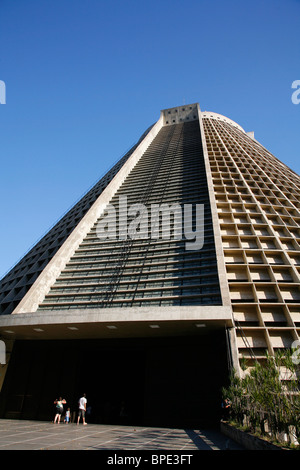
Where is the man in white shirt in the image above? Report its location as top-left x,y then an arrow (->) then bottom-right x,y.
77,393 -> 87,425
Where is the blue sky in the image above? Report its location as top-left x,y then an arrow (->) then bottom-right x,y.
0,0 -> 299,279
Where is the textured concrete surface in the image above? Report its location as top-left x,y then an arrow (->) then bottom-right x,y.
0,419 -> 244,450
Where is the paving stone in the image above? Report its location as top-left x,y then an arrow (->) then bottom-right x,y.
0,419 -> 244,450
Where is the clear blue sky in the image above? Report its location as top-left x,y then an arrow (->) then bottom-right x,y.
0,0 -> 299,279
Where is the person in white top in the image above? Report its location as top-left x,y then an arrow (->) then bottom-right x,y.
77,393 -> 87,425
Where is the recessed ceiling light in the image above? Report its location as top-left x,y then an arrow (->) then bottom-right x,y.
107,325 -> 117,329
33,328 -> 44,332
195,324 -> 206,328
149,324 -> 160,329
4,330 -> 14,334
68,327 -> 79,330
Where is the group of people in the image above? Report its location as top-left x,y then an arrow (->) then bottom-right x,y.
53,393 -> 87,425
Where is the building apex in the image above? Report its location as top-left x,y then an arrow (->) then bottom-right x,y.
161,105 -> 246,133
161,103 -> 199,126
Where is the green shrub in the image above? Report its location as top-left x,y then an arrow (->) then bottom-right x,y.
222,349 -> 300,447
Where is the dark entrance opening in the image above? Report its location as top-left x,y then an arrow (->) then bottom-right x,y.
0,330 -> 229,428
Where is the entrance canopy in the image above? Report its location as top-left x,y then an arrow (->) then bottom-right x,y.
0,306 -> 233,341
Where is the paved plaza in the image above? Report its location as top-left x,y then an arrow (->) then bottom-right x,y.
0,419 -> 244,450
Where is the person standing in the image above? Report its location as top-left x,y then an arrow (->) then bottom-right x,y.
64,407 -> 71,424
77,393 -> 87,425
54,397 -> 66,424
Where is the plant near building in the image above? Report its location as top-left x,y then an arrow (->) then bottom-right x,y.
222,349 -> 300,447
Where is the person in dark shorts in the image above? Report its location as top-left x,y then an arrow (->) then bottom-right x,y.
54,397 -> 66,424
77,393 -> 87,425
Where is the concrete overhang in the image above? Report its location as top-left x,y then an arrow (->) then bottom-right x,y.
0,306 -> 233,340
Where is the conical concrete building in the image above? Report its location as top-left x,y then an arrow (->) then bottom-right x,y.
0,103 -> 299,427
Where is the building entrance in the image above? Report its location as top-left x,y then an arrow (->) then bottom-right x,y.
0,331 -> 229,428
